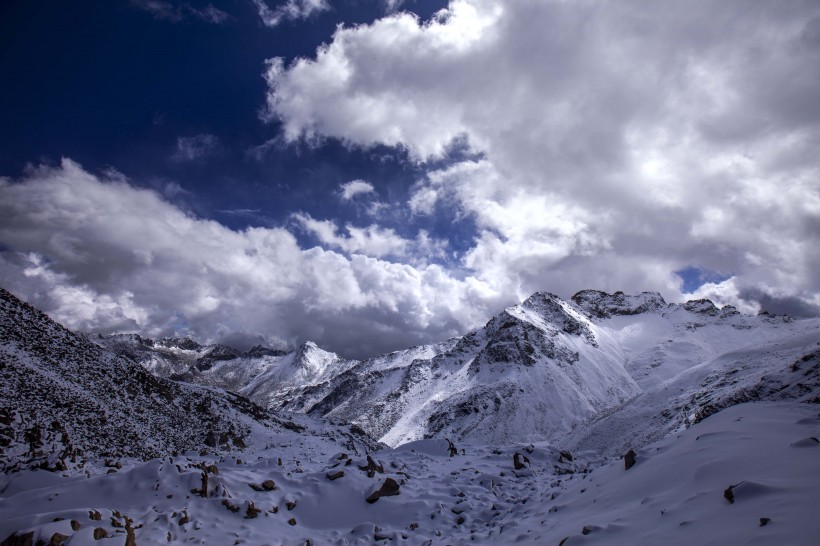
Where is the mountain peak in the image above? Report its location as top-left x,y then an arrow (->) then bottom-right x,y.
571,289 -> 667,318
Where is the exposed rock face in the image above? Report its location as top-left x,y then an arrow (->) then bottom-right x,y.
571,290 -> 667,319
0,287 -> 383,472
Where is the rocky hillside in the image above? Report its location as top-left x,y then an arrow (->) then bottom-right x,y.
0,288 -> 379,473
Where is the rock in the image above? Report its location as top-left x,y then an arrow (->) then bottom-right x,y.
359,455 -> 385,477
327,470 -> 345,481
262,479 -> 277,491
49,533 -> 69,546
70,521 -> 81,531
245,502 -> 261,519
724,483 -> 740,504
198,471 -> 209,497
0,532 -> 35,546
759,517 -> 771,527
89,510 -> 102,521
559,450 -> 573,462
513,452 -> 530,470
366,478 -> 401,504
124,517 -> 137,546
93,528 -> 108,539
624,449 -> 636,470
446,438 -> 458,457
221,499 -> 240,513
287,518 -> 297,526
286,501 -> 297,511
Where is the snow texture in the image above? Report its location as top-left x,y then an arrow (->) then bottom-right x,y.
1,287 -> 819,545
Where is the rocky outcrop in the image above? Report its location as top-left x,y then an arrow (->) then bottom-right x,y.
572,290 -> 667,319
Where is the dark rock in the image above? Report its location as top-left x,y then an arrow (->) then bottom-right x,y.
446,438 -> 458,457
559,450 -> 573,462
724,483 -> 741,504
93,528 -> 108,539
359,455 -> 385,477
759,517 -> 771,527
513,452 -> 530,470
327,470 -> 345,481
287,518 -> 297,526
366,478 -> 401,504
245,502 -> 261,519
624,449 -> 636,470
124,517 -> 137,546
49,533 -> 69,546
70,521 -> 80,531
262,479 -> 276,491
0,532 -> 34,546
221,499 -> 240,513
286,501 -> 297,511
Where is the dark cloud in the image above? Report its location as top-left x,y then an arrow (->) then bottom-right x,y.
739,288 -> 820,318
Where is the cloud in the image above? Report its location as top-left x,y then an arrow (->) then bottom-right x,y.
0,160 -> 485,358
252,0 -> 329,27
293,212 -> 447,261
340,179 -> 375,200
263,0 -> 820,312
172,134 -> 220,161
131,1 -> 229,24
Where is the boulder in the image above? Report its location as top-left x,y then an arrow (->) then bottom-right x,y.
366,478 -> 401,504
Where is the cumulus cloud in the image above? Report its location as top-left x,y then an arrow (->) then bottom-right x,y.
293,212 -> 447,261
340,179 -> 375,200
252,0 -> 328,27
0,160 -> 488,358
263,0 -> 820,312
172,134 -> 220,161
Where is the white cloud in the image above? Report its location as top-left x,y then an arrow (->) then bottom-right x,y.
340,179 -> 375,200
172,134 -> 220,161
293,212 -> 447,262
263,0 -> 820,312
0,160 -> 483,358
252,0 -> 328,28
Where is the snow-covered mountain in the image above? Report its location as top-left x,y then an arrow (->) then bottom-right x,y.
0,287 -> 380,474
2,286 -> 819,545
106,290 -> 819,450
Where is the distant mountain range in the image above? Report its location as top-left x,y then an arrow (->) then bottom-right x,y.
2,285 -> 819,546
97,289 -> 820,451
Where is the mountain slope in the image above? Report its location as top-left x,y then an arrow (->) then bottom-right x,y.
108,289 -> 820,449
0,288 -> 379,473
280,292 -> 641,446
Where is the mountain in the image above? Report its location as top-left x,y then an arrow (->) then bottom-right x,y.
0,288 -> 379,474
109,290 -> 819,449
2,287 -> 819,546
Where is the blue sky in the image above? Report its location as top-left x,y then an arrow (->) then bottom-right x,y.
1,1 -> 819,357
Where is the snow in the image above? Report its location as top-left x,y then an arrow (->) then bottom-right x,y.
2,287 -> 819,545
2,402 -> 818,545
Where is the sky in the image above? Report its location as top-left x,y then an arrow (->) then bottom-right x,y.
1,0 -> 819,358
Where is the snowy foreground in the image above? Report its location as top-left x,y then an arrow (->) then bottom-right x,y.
2,402 -> 819,545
